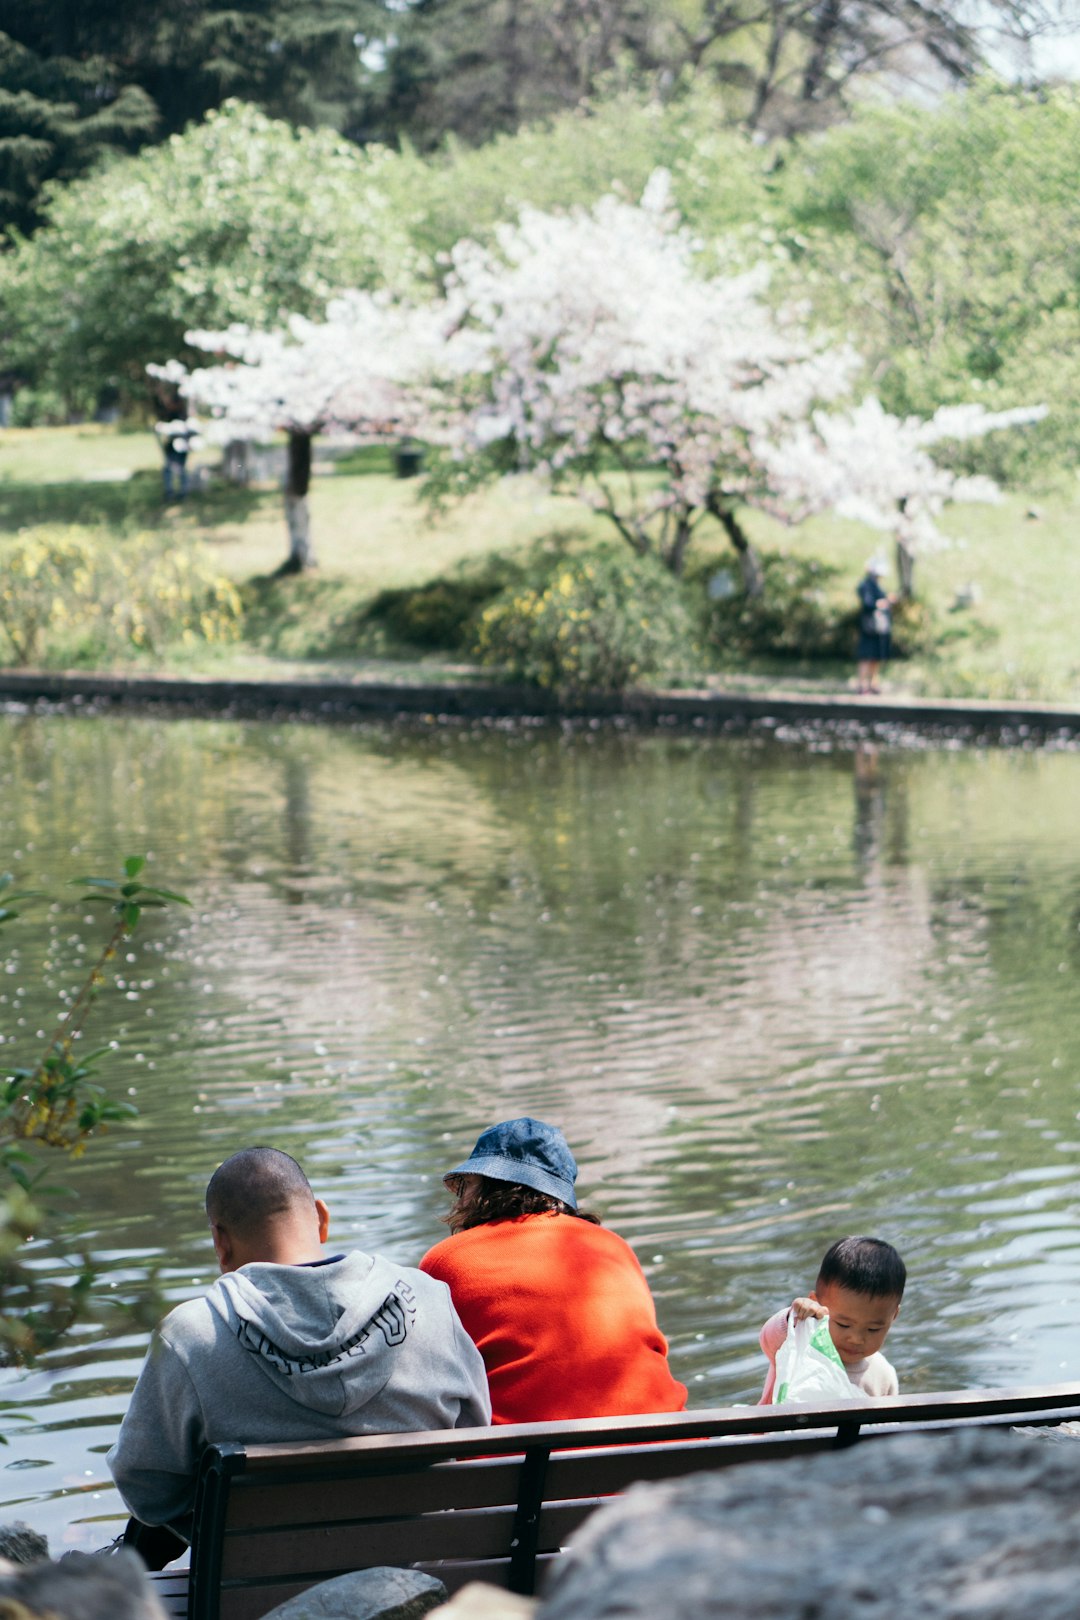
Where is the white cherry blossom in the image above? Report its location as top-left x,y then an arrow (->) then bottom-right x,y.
151,292 -> 443,569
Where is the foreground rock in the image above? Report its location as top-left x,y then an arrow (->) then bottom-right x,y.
537,1429 -> 1080,1620
262,1567 -> 447,1620
0,1548 -> 166,1618
0,1520 -> 49,1564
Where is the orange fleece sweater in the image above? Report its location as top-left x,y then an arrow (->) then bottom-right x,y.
419,1212 -> 687,1425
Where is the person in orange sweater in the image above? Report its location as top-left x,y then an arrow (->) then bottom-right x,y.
418,1117 -> 687,1424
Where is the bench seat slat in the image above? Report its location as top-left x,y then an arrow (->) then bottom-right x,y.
147,1570 -> 190,1620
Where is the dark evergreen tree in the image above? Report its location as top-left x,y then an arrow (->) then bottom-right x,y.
0,0 -> 368,236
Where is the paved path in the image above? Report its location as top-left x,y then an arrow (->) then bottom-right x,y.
0,668 -> 1076,735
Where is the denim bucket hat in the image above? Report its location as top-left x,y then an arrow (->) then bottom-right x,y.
446,1117 -> 578,1209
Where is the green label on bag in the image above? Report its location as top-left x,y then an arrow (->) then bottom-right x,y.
811,1320 -> 846,1366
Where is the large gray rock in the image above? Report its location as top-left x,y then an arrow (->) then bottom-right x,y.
0,1520 -> 49,1564
262,1567 -> 448,1620
537,1429 -> 1080,1620
0,1548 -> 166,1618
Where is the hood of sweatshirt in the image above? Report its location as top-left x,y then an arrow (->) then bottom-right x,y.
209,1251 -> 420,1418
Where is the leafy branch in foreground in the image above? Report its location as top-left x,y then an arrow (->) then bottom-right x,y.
0,856 -> 189,1367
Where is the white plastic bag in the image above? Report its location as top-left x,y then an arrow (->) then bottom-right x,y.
773,1312 -> 861,1405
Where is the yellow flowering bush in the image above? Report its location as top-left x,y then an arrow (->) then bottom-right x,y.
0,528 -> 242,666
473,546 -> 696,693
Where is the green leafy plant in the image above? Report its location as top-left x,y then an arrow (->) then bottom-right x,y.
0,857 -> 189,1365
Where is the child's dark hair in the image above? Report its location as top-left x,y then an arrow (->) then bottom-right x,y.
816,1236 -> 906,1300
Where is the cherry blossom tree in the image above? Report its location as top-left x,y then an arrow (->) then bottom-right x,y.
422,174 -> 1045,597
770,397 -> 1049,597
151,293 -> 437,573
421,172 -> 863,594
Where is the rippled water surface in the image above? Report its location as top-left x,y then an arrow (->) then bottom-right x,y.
0,707 -> 1079,1549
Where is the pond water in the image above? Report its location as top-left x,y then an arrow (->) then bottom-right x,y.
0,706 -> 1079,1551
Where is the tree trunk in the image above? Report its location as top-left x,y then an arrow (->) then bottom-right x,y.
223,439 -> 251,486
747,1 -> 787,131
500,0 -> 521,129
894,497 -> 915,600
276,430 -> 315,575
801,0 -> 841,103
895,535 -> 916,600
665,514 -> 694,576
708,499 -> 765,597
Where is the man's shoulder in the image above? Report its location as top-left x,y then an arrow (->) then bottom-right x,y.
156,1288 -> 225,1352
368,1251 -> 453,1299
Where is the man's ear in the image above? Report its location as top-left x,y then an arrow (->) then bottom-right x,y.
891,1301 -> 902,1322
315,1198 -> 330,1245
211,1220 -> 233,1274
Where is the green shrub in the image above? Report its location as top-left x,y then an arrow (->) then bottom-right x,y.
362,534 -> 583,653
472,546 -> 697,692
696,551 -> 853,661
0,527 -> 242,666
369,572 -> 511,650
889,595 -> 938,658
9,388 -> 69,429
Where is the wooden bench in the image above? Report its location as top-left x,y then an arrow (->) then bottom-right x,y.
150,1384 -> 1080,1620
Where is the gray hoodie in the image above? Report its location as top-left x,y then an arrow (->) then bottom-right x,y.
107,1251 -> 491,1527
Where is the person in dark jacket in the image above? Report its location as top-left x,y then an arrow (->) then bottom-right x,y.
856,556 -> 895,694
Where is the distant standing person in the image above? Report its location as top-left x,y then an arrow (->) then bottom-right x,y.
155,418 -> 199,502
419,1117 -> 687,1423
856,556 -> 895,694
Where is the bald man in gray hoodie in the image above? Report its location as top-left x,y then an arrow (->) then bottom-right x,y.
107,1148 -> 490,1564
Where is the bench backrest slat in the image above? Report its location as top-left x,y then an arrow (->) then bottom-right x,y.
223,1457 -> 524,1531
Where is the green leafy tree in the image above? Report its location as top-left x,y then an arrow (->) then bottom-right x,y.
373,83 -> 769,264
0,100 -> 412,404
0,857 -> 188,1365
780,83 -> 1080,480
0,0 -> 372,237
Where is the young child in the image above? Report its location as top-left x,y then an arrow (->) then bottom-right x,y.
759,1235 -> 906,1404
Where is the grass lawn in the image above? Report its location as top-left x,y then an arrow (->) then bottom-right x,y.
1,425 -> 1078,702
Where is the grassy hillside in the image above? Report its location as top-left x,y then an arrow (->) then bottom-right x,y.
0,425 -> 1077,700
